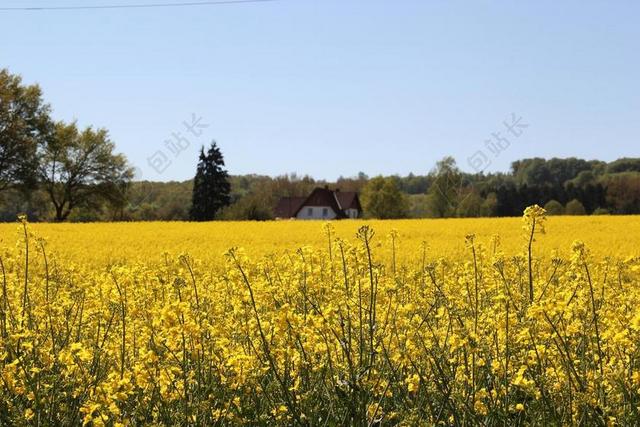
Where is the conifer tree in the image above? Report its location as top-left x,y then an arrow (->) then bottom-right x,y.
189,141 -> 231,221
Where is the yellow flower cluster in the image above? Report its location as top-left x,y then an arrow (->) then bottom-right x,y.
0,211 -> 639,424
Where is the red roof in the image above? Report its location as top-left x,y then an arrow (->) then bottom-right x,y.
275,197 -> 306,218
336,191 -> 361,211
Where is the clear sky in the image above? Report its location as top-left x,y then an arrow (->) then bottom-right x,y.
2,0 -> 639,181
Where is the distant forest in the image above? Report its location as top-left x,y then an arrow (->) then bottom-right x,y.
3,156 -> 640,222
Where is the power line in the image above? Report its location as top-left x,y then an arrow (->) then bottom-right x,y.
0,0 -> 276,11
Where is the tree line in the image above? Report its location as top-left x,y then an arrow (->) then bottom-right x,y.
3,68 -> 640,222
8,154 -> 639,222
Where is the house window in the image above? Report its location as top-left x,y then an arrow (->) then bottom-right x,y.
322,208 -> 328,217
307,207 -> 313,216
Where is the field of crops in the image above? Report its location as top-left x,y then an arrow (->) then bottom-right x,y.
1,209 -> 640,425
1,214 -> 638,266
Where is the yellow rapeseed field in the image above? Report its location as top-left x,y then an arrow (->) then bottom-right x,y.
0,215 -> 637,266
1,210 -> 640,425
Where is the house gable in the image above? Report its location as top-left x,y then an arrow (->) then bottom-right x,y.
276,187 -> 362,220
293,187 -> 347,219
336,191 -> 362,217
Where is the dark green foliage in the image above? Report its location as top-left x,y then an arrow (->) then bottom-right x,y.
189,142 -> 231,221
125,180 -> 193,221
0,69 -> 52,192
219,193 -> 273,221
425,157 -> 463,217
511,157 -> 603,187
565,199 -> 587,215
606,158 -> 640,174
602,172 -> 640,214
39,122 -> 133,221
544,200 -> 564,215
456,190 -> 483,217
0,188 -> 50,222
0,70 -> 134,222
480,192 -> 498,216
361,176 -> 409,219
407,194 -> 430,218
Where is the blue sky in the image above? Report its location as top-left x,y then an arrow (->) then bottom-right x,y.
2,0 -> 639,181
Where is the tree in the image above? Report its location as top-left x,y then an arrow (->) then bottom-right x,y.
456,190 -> 483,217
425,157 -> 463,217
606,158 -> 640,174
0,187 -> 50,222
336,172 -> 369,193
565,199 -> 586,215
400,173 -> 431,194
407,194 -> 430,218
189,141 -> 231,221
480,192 -> 498,216
219,193 -> 273,221
544,199 -> 564,215
39,121 -> 133,221
0,69 -> 52,192
361,176 -> 409,219
603,173 -> 640,214
511,157 -> 596,187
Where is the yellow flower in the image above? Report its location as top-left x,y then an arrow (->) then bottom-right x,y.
406,374 -> 420,393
